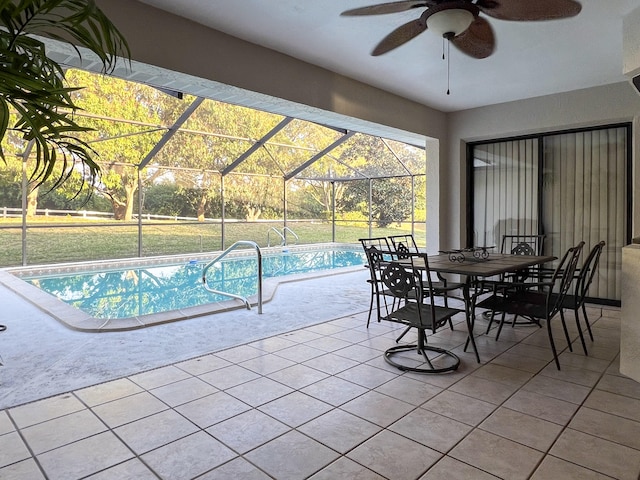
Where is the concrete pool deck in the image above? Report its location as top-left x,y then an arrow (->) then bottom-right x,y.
0,268 -> 372,410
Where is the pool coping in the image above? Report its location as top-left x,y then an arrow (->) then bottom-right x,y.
0,243 -> 365,332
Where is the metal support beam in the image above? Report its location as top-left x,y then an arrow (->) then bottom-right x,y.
138,96 -> 204,170
222,117 -> 293,176
284,131 -> 355,180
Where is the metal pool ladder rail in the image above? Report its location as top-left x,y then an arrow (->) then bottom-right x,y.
202,240 -> 263,314
267,226 -> 299,247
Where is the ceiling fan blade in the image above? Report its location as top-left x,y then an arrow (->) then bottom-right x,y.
450,17 -> 495,59
341,1 -> 431,16
477,0 -> 581,21
372,18 -> 427,55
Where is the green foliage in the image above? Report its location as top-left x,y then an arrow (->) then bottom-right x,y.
340,177 -> 413,228
0,0 -> 130,187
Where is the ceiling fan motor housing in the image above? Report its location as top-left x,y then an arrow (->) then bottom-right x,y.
424,2 -> 479,37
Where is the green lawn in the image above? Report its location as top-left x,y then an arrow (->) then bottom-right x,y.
0,219 -> 423,266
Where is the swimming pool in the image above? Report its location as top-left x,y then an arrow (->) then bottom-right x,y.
6,244 -> 366,330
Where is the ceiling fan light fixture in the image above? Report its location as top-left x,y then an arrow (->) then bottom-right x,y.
426,8 -> 474,37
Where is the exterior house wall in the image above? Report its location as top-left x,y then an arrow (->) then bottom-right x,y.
447,83 -> 640,250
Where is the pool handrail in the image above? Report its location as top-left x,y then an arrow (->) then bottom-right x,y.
202,240 -> 263,314
266,226 -> 298,247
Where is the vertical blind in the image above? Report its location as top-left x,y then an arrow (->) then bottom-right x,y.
472,125 -> 628,302
472,139 -> 539,249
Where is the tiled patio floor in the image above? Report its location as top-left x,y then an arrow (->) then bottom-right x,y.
0,286 -> 638,479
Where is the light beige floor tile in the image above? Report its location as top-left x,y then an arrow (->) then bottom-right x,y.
266,363 -> 329,389
556,351 -> 612,372
448,374 -> 518,405
530,455 -> 614,480
250,336 -> 298,352
245,430 -> 340,480
301,375 -> 368,406
280,328 -> 324,343
336,363 -> 399,389
490,351 -> 549,373
310,456 -> 386,480
149,376 -> 218,407
199,457 -> 272,480
225,376 -> 294,407
421,390 -> 496,426
74,378 -> 143,407
550,428 -> 640,479
142,431 -> 236,480
258,391 -> 333,428
298,408 -> 380,453
128,365 -> 192,390
0,458 -> 45,480
206,409 -> 290,453
596,373 -> 640,399
389,407 -> 472,453
583,389 -> 640,422
0,411 -> 14,435
306,322 -> 346,336
0,431 -> 31,468
340,390 -> 415,427
374,375 -> 442,406
305,335 -> 354,353
9,393 -> 86,428
302,351 -> 361,375
214,344 -> 264,363
37,431 -> 133,480
502,390 -> 579,425
347,429 -> 441,480
479,407 -> 563,451
239,353 -> 296,375
539,363 -> 603,387
198,364 -> 260,390
175,391 -> 251,429
471,363 -> 533,388
85,458 -> 158,479
21,409 -> 106,454
114,408 -> 199,454
521,375 -> 591,404
272,343 -> 326,363
450,429 -> 544,480
92,391 -> 168,428
419,456 -> 500,479
506,342 -> 555,362
333,344 -> 382,363
175,354 -> 231,375
569,406 -> 640,450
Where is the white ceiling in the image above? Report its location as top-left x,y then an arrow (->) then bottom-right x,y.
137,0 -> 639,113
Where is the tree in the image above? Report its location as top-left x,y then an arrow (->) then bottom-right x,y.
0,0 -> 130,188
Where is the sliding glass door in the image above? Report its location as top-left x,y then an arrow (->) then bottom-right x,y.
470,125 -> 630,302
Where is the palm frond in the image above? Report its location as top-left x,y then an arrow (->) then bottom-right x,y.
0,0 -> 130,188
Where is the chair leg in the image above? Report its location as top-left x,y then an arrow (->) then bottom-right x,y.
495,312 -> 507,341
559,310 -> 573,352
366,284 -> 374,328
396,326 -> 412,343
574,307 -> 589,356
443,293 -> 454,331
581,303 -> 595,341
547,318 -> 561,370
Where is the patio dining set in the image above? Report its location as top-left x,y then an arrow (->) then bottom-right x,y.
359,234 -> 606,374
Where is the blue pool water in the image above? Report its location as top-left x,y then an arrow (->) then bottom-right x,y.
23,248 -> 366,319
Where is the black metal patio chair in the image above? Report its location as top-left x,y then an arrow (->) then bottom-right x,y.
378,253 -> 464,373
553,240 -> 606,356
476,241 -> 584,370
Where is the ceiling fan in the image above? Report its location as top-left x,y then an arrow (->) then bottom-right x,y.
341,0 -> 582,59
